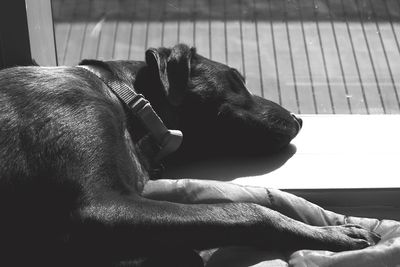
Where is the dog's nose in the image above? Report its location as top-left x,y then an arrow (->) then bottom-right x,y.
291,113 -> 303,132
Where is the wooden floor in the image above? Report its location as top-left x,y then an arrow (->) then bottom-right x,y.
52,0 -> 400,114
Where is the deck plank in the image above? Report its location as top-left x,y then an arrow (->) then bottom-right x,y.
241,0 -> 262,96
255,0 -> 280,104
96,20 -> 117,61
129,0 -> 147,60
178,0 -> 196,46
210,0 -> 227,64
369,0 -> 400,113
326,0 -> 365,114
77,0 -> 102,61
331,21 -> 369,114
113,21 -> 132,60
63,23 -> 85,66
358,0 -> 400,114
63,0 -> 89,66
146,0 -> 163,49
387,0 -> 400,59
53,0 -> 400,114
80,22 -> 100,60
193,0 -> 211,59
225,0 -> 244,76
271,0 -> 298,112
162,0 -> 179,47
315,0 -> 351,114
54,0 -> 70,65
55,23 -> 70,65
345,0 -> 385,114
287,0 -> 316,114
96,1 -> 117,61
299,0 -> 333,114
52,0 -> 61,17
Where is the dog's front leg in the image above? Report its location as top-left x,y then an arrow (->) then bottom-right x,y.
142,179 -> 350,226
71,192 -> 377,264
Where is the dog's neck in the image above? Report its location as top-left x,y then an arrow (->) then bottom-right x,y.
78,62 -> 183,161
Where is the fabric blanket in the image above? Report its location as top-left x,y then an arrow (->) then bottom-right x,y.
143,179 -> 400,267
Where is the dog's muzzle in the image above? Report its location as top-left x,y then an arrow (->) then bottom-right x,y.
291,113 -> 303,133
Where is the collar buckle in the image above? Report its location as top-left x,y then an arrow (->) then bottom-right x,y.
130,94 -> 183,161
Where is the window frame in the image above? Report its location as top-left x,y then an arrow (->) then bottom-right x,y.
0,0 -> 57,68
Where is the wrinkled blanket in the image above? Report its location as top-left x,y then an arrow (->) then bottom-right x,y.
143,179 -> 400,267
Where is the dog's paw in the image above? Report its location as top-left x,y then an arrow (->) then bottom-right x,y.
319,224 -> 381,251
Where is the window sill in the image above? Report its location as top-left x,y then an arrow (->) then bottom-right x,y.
164,115 -> 400,219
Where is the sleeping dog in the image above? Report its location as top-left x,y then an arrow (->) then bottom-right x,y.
0,44 -> 379,266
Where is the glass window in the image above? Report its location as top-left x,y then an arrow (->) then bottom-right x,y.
52,0 -> 400,114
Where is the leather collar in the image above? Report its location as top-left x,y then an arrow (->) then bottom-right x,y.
78,64 -> 183,161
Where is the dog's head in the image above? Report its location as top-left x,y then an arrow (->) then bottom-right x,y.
133,44 -> 302,157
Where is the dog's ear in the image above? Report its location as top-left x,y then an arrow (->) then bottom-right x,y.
145,44 -> 194,106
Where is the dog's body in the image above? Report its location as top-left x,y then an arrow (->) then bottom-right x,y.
0,44 -> 379,266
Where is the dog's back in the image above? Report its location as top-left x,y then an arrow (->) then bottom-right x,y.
0,66 -> 132,265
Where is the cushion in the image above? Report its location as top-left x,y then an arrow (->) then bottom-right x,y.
143,179 -> 400,266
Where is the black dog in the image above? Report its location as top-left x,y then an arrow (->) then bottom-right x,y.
0,44 -> 379,266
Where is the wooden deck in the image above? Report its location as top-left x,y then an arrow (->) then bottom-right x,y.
52,0 -> 400,114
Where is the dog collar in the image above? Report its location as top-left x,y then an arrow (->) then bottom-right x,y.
78,64 -> 183,161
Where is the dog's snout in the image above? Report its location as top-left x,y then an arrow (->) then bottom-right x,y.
291,113 -> 303,132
